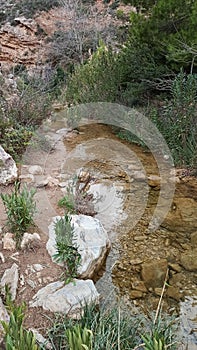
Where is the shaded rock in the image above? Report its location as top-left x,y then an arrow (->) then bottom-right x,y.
148,175 -> 161,187
0,146 -> 18,185
47,215 -> 111,279
0,263 -> 19,300
166,286 -> 182,301
191,231 -> 197,247
3,232 -> 16,251
141,259 -> 168,289
29,165 -> 43,175
21,232 -> 41,250
131,280 -> 147,293
168,263 -> 182,273
129,290 -> 144,299
180,249 -> 197,271
29,328 -> 52,349
30,279 -> 99,316
0,296 -> 10,341
162,198 -> 197,233
19,174 -> 35,183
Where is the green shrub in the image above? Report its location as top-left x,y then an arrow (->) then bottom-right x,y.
1,182 -> 36,249
47,303 -> 177,349
1,286 -> 40,350
66,324 -> 93,350
149,71 -> 197,167
53,214 -> 81,284
65,41 -> 122,105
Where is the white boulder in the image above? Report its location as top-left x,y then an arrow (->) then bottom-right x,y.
46,215 -> 111,279
0,146 -> 18,184
30,279 -> 99,316
0,263 -> 19,300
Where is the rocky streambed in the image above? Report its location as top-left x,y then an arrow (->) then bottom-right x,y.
1,112 -> 197,349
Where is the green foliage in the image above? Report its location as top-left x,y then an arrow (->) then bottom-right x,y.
1,182 -> 36,249
66,325 -> 93,350
47,302 -> 177,349
65,41 -> 122,104
149,71 -> 197,167
53,214 -> 81,283
58,177 -> 96,216
1,286 -> 40,350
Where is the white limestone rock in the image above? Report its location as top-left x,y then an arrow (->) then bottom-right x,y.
0,263 -> 19,300
0,146 -> 18,184
46,215 -> 111,279
30,279 -> 99,316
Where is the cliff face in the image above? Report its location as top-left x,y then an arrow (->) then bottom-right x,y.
0,2 -> 131,71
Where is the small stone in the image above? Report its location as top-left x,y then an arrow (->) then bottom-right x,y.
0,253 -> 5,263
129,259 -> 143,265
21,232 -> 41,250
20,274 -> 25,286
27,279 -> 36,289
130,290 -> 144,299
166,286 -> 182,301
32,264 -> 44,272
180,249 -> 197,271
191,232 -> 197,247
132,280 -> 147,293
58,182 -> 68,188
46,176 -> 59,187
29,165 -> 43,175
148,175 -> 161,187
36,178 -> 49,188
133,235 -> 146,241
19,174 -> 35,183
154,288 -> 163,296
132,171 -> 146,181
3,232 -> 16,251
168,263 -> 182,273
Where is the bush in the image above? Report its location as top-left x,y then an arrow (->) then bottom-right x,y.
65,41 -> 122,104
1,182 -> 36,249
149,71 -> 197,167
47,302 -> 177,349
1,286 -> 40,350
53,214 -> 81,283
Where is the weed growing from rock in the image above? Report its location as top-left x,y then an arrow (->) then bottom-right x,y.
1,182 -> 36,249
53,214 -> 81,284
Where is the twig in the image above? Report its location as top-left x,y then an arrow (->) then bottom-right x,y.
154,268 -> 169,325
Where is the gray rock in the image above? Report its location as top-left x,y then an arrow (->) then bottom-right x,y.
28,165 -> 43,175
180,249 -> 197,271
3,232 -> 16,251
0,296 -> 10,341
141,259 -> 168,289
0,146 -> 18,184
30,279 -> 99,316
21,232 -> 41,250
47,215 -> 111,279
0,263 -> 19,300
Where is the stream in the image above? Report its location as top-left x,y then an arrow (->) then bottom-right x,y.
27,111 -> 197,349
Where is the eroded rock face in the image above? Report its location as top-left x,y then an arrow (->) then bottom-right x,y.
47,215 -> 111,279
162,197 -> 197,233
0,146 -> 18,184
30,279 -> 99,316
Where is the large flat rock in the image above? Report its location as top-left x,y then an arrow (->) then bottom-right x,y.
29,279 -> 99,316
